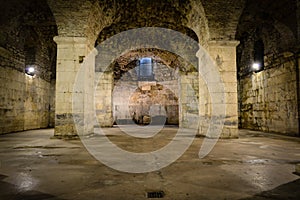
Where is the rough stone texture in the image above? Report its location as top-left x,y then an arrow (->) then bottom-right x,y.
112,61 -> 179,125
0,59 -> 53,134
198,41 -> 239,138
41,0 -> 238,136
95,72 -> 114,127
129,84 -> 179,125
0,0 -> 57,134
236,0 -> 297,53
2,0 -> 298,138
93,0 -> 209,45
95,46 -> 200,129
54,37 -> 95,137
0,67 -> 25,133
47,0 -> 225,48
46,0 -> 240,137
24,76 -> 52,130
179,72 -> 199,129
201,0 -> 245,41
236,0 -> 299,135
239,54 -> 299,135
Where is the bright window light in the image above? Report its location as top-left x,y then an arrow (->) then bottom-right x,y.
138,57 -> 154,81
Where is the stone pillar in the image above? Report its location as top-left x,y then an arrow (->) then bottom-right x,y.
53,36 -> 95,138
83,48 -> 97,134
95,71 -> 114,127
199,40 -> 239,138
179,72 -> 199,129
94,48 -> 115,127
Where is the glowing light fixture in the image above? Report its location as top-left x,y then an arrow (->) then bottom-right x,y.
25,65 -> 35,76
252,62 -> 261,72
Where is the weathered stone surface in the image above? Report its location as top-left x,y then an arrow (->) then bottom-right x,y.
54,37 -> 95,137
95,71 -> 114,127
238,56 -> 299,135
0,0 -> 57,134
111,56 -> 180,126
236,0 -> 299,135
1,0 -> 298,138
198,40 -> 239,138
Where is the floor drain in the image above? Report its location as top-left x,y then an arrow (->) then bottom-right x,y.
147,191 -> 165,198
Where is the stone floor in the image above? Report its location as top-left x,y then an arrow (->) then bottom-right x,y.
0,126 -> 299,200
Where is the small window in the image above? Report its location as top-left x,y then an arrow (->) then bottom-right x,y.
137,57 -> 154,81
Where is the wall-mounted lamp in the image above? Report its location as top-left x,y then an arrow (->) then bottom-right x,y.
25,65 -> 35,76
252,62 -> 262,73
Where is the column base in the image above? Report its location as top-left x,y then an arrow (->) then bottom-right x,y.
198,125 -> 238,139
54,124 -> 78,139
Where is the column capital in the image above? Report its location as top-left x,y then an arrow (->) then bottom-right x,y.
53,36 -> 87,45
208,40 -> 240,47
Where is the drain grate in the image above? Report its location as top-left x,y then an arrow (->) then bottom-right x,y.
147,191 -> 165,198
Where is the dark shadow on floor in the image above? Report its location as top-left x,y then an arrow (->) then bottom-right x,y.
240,178 -> 300,200
0,174 -> 66,200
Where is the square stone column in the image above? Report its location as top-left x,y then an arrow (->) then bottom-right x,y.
198,40 -> 239,138
95,71 -> 114,127
179,72 -> 199,129
53,36 -> 96,138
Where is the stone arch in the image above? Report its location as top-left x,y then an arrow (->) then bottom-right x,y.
93,28 -> 200,128
185,0 -> 210,45
87,0 -> 209,47
107,48 -> 198,81
236,1 -> 298,76
94,27 -> 199,75
236,11 -> 297,56
51,1 -> 240,138
110,49 -> 192,127
96,24 -> 199,47
48,0 -> 209,47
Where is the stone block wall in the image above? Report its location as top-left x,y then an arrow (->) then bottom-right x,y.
239,53 -> 299,135
236,0 -> 299,135
112,62 -> 180,125
0,66 -> 25,133
0,46 -> 53,134
0,1 -> 57,134
115,81 -> 179,125
24,76 -> 51,130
